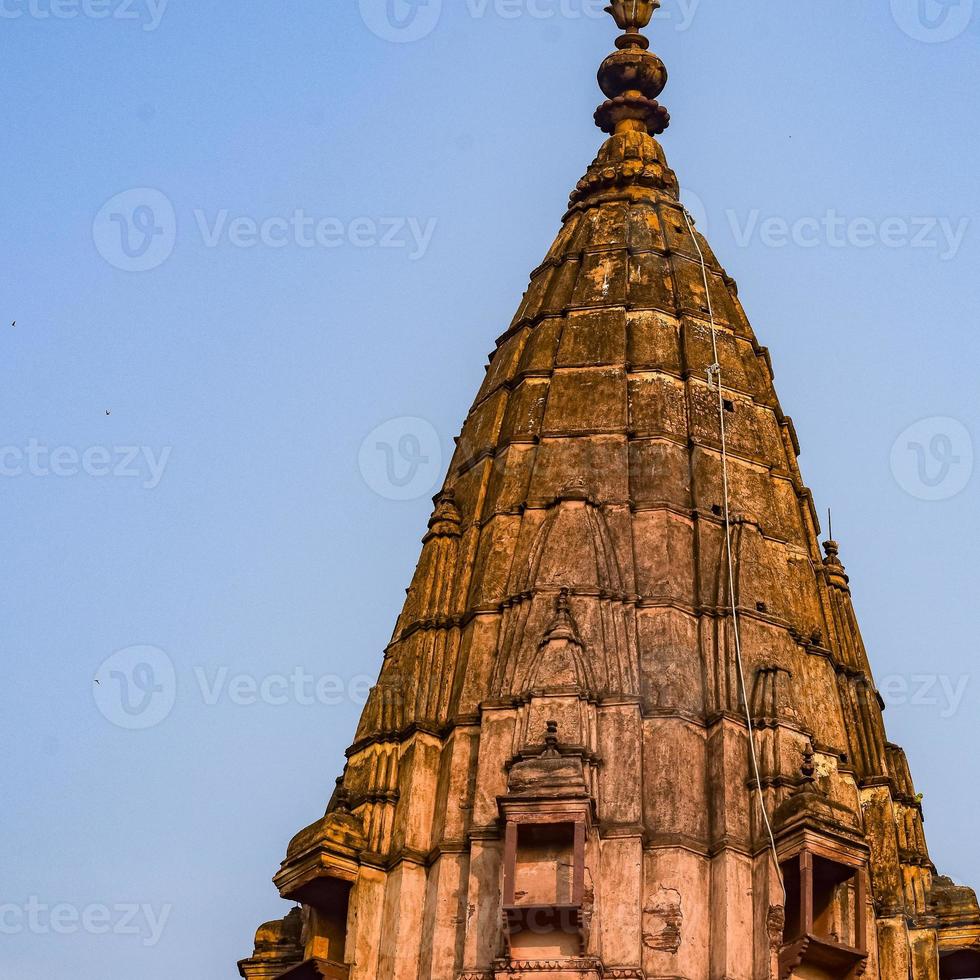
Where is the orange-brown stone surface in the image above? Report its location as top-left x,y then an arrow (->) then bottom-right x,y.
239,8 -> 979,980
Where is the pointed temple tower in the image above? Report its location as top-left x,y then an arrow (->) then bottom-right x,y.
239,6 -> 979,978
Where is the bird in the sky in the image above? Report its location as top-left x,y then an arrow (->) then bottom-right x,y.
105,410 -> 111,416
94,679 -> 101,686
11,321 -> 15,327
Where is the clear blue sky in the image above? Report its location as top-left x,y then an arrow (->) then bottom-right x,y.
1,2 -> 978,977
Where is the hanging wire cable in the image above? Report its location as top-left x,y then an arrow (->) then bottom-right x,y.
682,206 -> 785,902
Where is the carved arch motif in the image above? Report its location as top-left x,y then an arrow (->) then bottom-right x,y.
491,491 -> 639,698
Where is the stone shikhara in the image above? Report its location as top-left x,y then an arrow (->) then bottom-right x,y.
237,5 -> 979,979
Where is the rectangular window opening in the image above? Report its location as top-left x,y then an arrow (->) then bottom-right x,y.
781,853 -> 861,950
310,877 -> 352,966
514,822 -> 576,907
778,851 -> 868,978
812,856 -> 857,947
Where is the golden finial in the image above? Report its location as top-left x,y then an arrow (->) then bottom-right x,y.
606,1 -> 660,44
596,1 -> 669,135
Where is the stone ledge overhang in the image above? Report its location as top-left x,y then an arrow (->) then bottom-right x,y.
237,952 -> 305,980
940,926 -> 980,952
498,794 -> 596,828
490,954 -> 608,977
238,908 -> 305,980
774,823 -> 870,875
505,751 -> 591,799
773,785 -> 868,858
276,958 -> 350,980
934,875 -> 980,977
480,970 -> 644,980
274,811 -> 365,904
779,935 -> 868,980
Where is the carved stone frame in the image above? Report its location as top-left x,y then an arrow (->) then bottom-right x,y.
777,834 -> 870,980
499,800 -> 592,959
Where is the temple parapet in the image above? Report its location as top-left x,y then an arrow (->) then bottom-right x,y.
271,791 -> 366,977
933,876 -> 980,979
237,909 -> 304,980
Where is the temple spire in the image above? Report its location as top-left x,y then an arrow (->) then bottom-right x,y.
239,11 -> 980,978
595,1 -> 670,135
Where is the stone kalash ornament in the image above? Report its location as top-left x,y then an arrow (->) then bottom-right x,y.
238,5 -> 979,979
